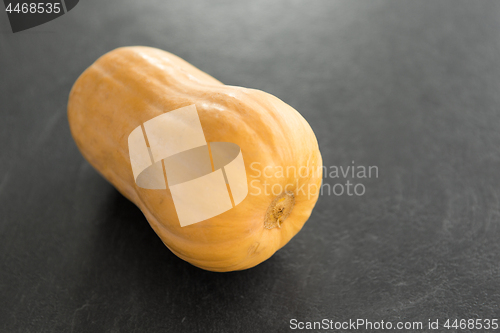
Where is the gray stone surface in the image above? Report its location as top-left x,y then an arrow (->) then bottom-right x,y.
1,1 -> 499,332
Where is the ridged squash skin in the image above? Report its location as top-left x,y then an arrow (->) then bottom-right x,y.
68,46 -> 322,272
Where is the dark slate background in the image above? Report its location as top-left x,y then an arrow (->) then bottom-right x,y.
1,1 -> 500,332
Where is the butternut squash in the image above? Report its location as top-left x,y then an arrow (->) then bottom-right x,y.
67,46 -> 322,272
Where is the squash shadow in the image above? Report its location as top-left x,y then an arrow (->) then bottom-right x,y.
69,188 -> 305,331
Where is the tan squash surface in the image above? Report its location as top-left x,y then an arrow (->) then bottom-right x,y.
68,46 -> 322,272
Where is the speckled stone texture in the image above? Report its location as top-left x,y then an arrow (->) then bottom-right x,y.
1,1 -> 499,332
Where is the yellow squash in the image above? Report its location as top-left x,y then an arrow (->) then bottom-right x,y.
68,46 -> 322,272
